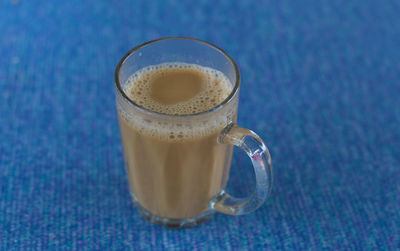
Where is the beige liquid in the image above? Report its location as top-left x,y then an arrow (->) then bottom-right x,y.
118,63 -> 235,219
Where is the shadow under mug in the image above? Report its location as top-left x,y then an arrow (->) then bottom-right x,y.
114,37 -> 273,228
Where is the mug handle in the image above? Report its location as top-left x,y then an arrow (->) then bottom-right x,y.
211,123 -> 273,215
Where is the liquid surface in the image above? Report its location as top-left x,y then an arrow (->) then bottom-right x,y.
124,63 -> 232,115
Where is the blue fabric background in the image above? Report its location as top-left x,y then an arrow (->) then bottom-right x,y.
0,0 -> 399,250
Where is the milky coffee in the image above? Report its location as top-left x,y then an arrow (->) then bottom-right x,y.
117,63 -> 236,219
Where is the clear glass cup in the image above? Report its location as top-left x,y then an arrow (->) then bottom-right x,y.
114,37 -> 273,228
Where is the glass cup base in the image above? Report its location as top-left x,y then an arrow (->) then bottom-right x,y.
131,196 -> 215,229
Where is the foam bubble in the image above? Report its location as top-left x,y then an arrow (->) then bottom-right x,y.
124,63 -> 232,116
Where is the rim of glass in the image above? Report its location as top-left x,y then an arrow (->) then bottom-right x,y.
114,37 -> 240,118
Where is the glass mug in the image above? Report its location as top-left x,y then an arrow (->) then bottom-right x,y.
114,37 -> 273,228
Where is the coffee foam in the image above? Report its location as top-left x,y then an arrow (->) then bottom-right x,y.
117,63 -> 237,142
126,63 -> 232,115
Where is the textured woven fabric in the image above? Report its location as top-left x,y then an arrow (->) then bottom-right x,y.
1,0 -> 399,250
